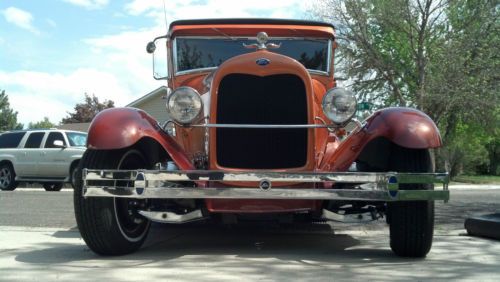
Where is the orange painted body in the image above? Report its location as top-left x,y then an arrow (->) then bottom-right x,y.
87,21 -> 441,214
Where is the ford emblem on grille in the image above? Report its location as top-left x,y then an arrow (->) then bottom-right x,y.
256,58 -> 270,66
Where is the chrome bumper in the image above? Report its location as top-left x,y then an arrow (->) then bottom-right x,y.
82,169 -> 449,202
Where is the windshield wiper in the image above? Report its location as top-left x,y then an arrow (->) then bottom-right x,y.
212,28 -> 238,41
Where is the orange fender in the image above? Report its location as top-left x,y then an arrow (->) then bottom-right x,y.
321,107 -> 441,171
87,107 -> 195,170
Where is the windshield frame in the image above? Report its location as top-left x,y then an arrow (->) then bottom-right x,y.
172,36 -> 332,77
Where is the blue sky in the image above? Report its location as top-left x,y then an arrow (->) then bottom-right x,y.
0,0 -> 307,126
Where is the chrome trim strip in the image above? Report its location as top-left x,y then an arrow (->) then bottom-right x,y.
327,39 -> 332,74
83,169 -> 449,201
84,170 -> 449,184
84,186 -> 449,201
190,123 -> 334,129
308,69 -> 330,76
176,67 -> 218,77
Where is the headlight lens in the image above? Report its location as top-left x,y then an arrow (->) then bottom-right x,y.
166,87 -> 203,124
322,87 -> 357,124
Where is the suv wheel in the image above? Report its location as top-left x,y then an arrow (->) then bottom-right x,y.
70,165 -> 79,188
43,183 -> 63,192
0,163 -> 18,191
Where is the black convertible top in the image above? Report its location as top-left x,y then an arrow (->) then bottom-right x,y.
169,18 -> 334,30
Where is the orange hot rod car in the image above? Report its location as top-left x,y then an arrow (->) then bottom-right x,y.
74,19 -> 449,257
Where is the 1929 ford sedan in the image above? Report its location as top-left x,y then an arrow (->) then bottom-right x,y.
74,19 -> 449,257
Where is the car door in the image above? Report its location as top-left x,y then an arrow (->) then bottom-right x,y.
16,132 -> 45,177
40,132 -> 68,178
0,132 -> 28,176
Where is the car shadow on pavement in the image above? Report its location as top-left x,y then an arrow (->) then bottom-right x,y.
10,222 -> 500,281
51,227 -> 81,238
14,223 -> 368,264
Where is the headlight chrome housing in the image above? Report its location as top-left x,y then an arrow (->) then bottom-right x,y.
322,87 -> 357,125
166,87 -> 203,124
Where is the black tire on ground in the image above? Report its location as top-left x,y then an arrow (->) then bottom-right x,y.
70,164 -> 79,189
0,163 -> 18,191
74,149 -> 151,256
387,146 -> 434,258
43,183 -> 63,191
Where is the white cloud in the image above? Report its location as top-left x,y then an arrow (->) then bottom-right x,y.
1,1 -> 311,126
62,0 -> 109,10
2,7 -> 40,35
125,0 -> 307,24
0,68 -> 148,125
82,28 -> 164,94
46,19 -> 57,28
0,29 -> 164,125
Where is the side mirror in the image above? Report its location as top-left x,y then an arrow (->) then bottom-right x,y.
53,140 -> 66,148
146,35 -> 169,80
146,41 -> 156,54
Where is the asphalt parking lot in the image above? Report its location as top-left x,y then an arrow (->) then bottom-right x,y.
1,186 -> 500,281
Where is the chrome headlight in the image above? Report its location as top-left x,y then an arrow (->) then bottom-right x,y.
322,87 -> 357,124
166,87 -> 203,124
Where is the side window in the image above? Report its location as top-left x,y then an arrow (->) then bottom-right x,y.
0,132 -> 26,148
44,132 -> 66,148
24,132 -> 45,148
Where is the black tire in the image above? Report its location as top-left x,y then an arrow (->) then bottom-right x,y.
74,149 -> 151,256
70,164 -> 79,189
387,146 -> 434,258
43,183 -> 63,192
0,163 -> 18,191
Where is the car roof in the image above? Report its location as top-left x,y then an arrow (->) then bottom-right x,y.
169,18 -> 334,30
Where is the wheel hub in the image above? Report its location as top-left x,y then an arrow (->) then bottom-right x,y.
0,168 -> 11,188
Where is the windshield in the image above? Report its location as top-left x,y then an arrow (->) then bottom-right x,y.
66,132 -> 87,147
175,37 -> 330,73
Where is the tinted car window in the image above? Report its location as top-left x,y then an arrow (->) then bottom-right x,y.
0,132 -> 26,148
66,132 -> 87,147
176,38 -> 329,72
25,132 -> 45,148
44,132 -> 66,148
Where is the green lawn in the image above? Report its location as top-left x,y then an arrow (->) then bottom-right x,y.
452,175 -> 500,184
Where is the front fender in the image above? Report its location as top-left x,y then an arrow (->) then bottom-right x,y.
363,107 -> 441,149
321,107 -> 441,171
87,107 -> 195,170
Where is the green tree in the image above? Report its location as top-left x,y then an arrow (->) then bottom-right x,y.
62,93 -> 114,124
311,0 -> 499,176
28,117 -> 56,129
0,90 -> 23,131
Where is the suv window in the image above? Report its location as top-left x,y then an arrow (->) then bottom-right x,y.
0,132 -> 26,148
66,132 -> 87,147
44,132 -> 66,148
24,132 -> 45,148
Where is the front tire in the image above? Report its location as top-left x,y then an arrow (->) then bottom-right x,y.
388,146 -> 434,257
0,163 -> 18,191
74,149 -> 151,256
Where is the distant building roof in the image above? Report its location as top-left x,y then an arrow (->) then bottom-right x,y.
57,122 -> 91,133
127,86 -> 170,108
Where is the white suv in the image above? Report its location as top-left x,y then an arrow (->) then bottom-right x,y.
0,129 -> 87,191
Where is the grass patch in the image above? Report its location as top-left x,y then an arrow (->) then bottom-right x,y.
452,175 -> 500,184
